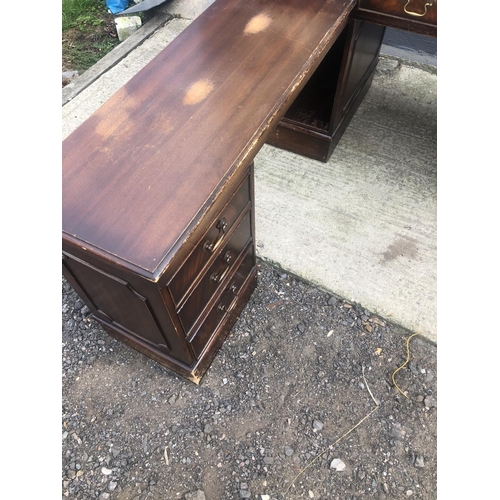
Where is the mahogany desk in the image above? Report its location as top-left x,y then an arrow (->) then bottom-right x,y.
62,0 -> 357,383
62,0 -> 437,383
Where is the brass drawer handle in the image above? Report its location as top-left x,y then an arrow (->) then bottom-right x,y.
403,0 -> 434,17
203,217 -> 228,253
210,253 -> 232,284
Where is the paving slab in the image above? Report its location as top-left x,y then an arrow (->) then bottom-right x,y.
254,63 -> 437,342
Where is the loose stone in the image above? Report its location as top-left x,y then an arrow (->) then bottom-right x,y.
312,420 -> 323,431
424,396 -> 437,408
330,458 -> 346,471
185,491 -> 206,500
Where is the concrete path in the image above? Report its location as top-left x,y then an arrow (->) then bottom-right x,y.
254,64 -> 437,342
62,4 -> 437,343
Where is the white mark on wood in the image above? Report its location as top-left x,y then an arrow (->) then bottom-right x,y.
244,13 -> 272,34
183,79 -> 214,105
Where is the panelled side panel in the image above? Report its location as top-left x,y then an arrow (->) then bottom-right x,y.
63,256 -> 174,354
332,20 -> 385,129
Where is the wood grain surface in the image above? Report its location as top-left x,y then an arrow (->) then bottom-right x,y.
62,0 -> 355,276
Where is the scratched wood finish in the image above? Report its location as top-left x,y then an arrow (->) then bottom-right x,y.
62,0 -> 356,277
354,0 -> 437,36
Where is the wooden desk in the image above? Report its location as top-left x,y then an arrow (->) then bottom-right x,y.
62,0 -> 356,383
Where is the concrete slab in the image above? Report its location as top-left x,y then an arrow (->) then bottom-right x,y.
164,0 -> 215,18
62,12 -> 437,342
254,63 -> 437,342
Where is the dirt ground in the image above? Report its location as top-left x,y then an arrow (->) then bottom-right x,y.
62,260 -> 437,499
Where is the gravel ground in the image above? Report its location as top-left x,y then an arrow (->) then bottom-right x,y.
62,259 -> 437,500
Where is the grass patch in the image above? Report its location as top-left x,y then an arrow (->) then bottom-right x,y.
62,0 -> 121,77
62,0 -> 106,30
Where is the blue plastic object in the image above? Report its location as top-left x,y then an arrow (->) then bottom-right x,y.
106,0 -> 129,15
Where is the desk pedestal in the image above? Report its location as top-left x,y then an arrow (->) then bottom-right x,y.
267,19 -> 385,163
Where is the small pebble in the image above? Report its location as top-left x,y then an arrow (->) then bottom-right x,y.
330,458 -> 346,471
185,491 -> 206,500
424,396 -> 437,408
312,419 -> 323,431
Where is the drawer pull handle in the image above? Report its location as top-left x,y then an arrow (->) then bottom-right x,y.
203,217 -> 228,253
403,0 -> 433,17
210,261 -> 231,284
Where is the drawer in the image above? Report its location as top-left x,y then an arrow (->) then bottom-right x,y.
189,241 -> 255,359
168,175 -> 251,307
358,0 -> 437,26
177,209 -> 252,335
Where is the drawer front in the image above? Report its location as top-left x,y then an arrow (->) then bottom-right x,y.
178,210 -> 252,335
189,242 -> 255,359
358,0 -> 437,26
169,175 -> 251,307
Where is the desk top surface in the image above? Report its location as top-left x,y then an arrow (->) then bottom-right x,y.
62,0 -> 355,276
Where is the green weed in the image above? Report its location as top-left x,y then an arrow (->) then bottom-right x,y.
62,0 -> 106,30
62,0 -> 121,73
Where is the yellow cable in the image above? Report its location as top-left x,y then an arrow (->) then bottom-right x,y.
392,332 -> 420,399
